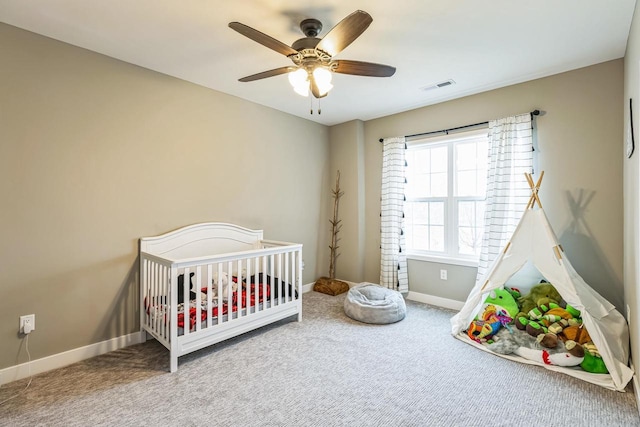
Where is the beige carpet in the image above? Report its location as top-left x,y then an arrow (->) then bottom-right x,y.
1,291 -> 638,426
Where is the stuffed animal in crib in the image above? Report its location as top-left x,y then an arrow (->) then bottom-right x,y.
177,272 -> 197,304
213,271 -> 229,286
211,272 -> 238,299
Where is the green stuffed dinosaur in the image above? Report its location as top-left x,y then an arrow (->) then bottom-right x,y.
480,287 -> 520,321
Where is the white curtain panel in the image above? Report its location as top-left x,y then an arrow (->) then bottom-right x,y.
475,113 -> 534,284
380,137 -> 409,292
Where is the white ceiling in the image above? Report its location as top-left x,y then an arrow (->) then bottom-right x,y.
1,1 -> 636,126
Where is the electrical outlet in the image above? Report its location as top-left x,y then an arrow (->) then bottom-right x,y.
20,314 -> 35,334
440,269 -> 448,280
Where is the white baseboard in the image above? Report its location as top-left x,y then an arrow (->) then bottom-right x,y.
305,281 -> 463,311
305,282 -> 462,313
630,360 -> 640,416
0,331 -> 144,386
1,283 -> 327,385
406,291 -> 465,311
1,287 -> 461,386
1,283 -> 318,386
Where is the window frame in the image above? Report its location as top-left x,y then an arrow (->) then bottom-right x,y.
404,127 -> 489,267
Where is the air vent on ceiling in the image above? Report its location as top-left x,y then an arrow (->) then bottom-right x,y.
421,79 -> 456,92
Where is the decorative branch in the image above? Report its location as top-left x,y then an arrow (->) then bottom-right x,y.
329,170 -> 344,279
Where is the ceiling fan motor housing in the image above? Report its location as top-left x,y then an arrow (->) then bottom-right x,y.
291,37 -> 322,52
300,18 -> 322,37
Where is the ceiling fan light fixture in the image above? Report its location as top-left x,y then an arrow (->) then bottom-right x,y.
288,68 -> 310,96
313,66 -> 333,96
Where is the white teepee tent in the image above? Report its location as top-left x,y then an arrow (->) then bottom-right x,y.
451,173 -> 633,391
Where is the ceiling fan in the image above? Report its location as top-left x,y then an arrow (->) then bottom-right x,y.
229,10 -> 396,100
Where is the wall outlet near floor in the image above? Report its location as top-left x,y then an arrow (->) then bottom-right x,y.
440,269 -> 448,280
20,314 -> 35,334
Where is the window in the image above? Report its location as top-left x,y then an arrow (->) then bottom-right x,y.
404,128 -> 489,265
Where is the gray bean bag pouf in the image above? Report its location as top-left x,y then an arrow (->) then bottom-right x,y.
344,283 -> 406,324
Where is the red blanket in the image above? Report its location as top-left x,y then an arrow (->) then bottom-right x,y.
176,283 -> 271,329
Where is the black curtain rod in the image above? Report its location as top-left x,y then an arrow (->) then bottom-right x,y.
379,109 -> 541,143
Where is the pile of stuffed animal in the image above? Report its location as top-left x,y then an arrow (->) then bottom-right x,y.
466,282 -> 608,374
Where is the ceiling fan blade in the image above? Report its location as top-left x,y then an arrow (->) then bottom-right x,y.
229,22 -> 298,57
238,66 -> 294,82
316,10 -> 373,57
332,60 -> 396,77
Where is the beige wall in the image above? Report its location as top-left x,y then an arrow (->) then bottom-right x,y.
0,24 -> 329,370
355,60 -> 624,305
624,1 -> 640,391
326,120 -> 366,282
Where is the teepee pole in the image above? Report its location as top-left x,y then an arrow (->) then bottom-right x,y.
525,171 -> 544,209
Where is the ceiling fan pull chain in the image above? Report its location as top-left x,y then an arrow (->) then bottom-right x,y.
318,98 -> 321,115
310,96 -> 313,115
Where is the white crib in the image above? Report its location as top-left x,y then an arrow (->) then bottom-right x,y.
139,222 -> 303,372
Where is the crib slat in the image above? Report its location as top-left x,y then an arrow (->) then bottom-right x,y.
140,259 -> 153,334
246,256 -> 252,315
169,267 -> 178,366
144,259 -> 150,332
255,256 -> 260,312
277,253 -> 283,304
294,251 -> 298,300
161,264 -> 165,336
240,259 -> 246,315
140,259 -> 146,335
285,252 -> 289,303
183,267 -> 190,335
195,266 -> 202,332
149,261 -> 154,333
262,255 -> 268,311
207,264 -> 212,328
156,264 -> 162,339
156,263 -> 162,337
269,254 -> 275,306
217,263 -> 223,325
236,259 -> 243,319
165,264 -> 170,339
226,261 -> 232,320
153,262 -> 159,335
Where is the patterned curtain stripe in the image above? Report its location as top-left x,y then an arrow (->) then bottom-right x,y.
380,137 -> 409,292
475,113 -> 534,285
